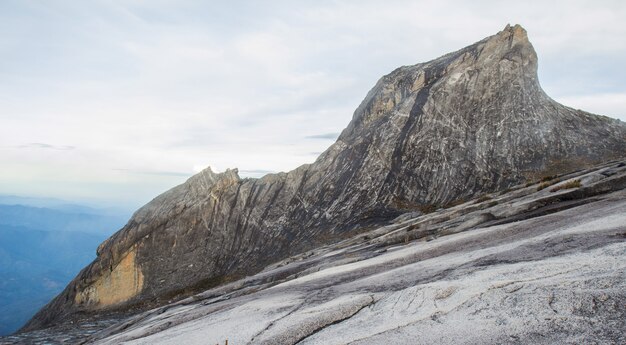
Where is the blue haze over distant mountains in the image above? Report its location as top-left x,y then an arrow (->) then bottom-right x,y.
0,195 -> 130,335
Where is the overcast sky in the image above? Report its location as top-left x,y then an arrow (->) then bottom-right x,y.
1,0 -> 625,209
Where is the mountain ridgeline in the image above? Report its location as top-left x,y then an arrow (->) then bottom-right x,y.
24,24 -> 626,331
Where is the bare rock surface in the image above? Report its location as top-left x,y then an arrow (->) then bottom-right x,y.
3,161 -> 625,344
14,24 -> 626,341
5,159 -> 624,344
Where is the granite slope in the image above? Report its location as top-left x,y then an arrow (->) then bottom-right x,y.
5,158 -> 626,344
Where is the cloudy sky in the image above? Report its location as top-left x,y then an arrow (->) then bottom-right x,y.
1,0 -> 625,209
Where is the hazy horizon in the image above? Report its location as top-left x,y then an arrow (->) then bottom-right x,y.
2,1 -> 625,210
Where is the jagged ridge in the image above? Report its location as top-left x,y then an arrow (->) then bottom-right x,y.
23,24 -> 626,331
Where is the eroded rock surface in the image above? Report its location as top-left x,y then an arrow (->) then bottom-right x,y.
6,159 -> 625,344
20,24 -> 626,335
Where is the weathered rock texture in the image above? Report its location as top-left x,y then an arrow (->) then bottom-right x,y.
7,158 -> 626,344
23,24 -> 626,332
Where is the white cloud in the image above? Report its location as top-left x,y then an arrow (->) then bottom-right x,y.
16,143 -> 75,150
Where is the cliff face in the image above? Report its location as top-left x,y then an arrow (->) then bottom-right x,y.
24,24 -> 626,331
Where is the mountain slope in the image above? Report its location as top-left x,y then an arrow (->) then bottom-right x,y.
8,158 -> 626,344
86,160 -> 626,345
23,24 -> 626,332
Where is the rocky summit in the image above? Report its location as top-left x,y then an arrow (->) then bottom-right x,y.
13,24 -> 626,343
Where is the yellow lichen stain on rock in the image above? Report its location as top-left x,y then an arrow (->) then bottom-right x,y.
75,246 -> 144,307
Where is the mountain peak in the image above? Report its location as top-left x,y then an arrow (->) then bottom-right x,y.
502,23 -> 528,41
23,26 -> 626,333
479,23 -> 536,70
342,23 -> 539,143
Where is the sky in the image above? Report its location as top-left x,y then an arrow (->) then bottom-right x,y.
1,0 -> 625,210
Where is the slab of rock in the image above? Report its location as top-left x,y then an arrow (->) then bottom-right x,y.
5,160 -> 626,344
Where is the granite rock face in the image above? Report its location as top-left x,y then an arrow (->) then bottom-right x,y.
23,24 -> 626,331
8,158 -> 626,344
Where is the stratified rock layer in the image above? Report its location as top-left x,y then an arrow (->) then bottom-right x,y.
23,24 -> 626,331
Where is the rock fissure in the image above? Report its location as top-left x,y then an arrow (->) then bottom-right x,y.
292,295 -> 377,345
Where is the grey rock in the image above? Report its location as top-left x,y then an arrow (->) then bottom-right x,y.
7,158 -> 626,344
392,211 -> 423,223
22,24 -> 626,333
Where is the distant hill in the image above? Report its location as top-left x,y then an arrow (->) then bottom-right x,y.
0,204 -> 127,235
0,199 -> 130,335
